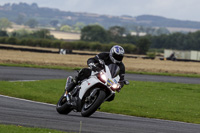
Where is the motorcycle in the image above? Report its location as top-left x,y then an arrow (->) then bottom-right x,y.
56,59 -> 129,117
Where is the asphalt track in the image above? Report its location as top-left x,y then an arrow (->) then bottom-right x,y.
1,95 -> 200,133
0,66 -> 200,132
0,66 -> 200,84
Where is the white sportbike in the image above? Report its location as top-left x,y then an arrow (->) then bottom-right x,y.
56,60 -> 129,117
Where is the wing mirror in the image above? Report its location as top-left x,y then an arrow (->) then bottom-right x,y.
124,80 -> 129,85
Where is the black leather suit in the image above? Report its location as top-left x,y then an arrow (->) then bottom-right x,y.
87,52 -> 125,88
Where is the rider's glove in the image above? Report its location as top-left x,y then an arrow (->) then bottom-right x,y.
89,63 -> 98,71
98,59 -> 104,65
97,59 -> 105,69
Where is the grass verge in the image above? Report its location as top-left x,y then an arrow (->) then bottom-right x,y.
0,79 -> 200,124
0,124 -> 68,133
1,63 -> 200,78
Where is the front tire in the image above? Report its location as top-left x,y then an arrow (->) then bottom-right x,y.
56,92 -> 72,114
81,90 -> 106,117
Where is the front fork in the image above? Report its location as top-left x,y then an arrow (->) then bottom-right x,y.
63,90 -> 71,103
64,87 -> 82,112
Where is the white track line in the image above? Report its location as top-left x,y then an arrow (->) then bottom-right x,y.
0,94 -> 55,106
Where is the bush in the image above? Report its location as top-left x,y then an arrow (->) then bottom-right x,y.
122,44 -> 137,54
90,42 -> 102,51
40,39 -> 51,47
147,52 -> 156,58
17,38 -> 28,46
61,42 -> 72,50
51,40 -> 62,48
0,37 -> 7,44
6,37 -> 18,44
0,30 -> 8,37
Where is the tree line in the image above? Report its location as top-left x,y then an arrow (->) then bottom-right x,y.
1,17 -> 200,54
0,28 -> 138,54
81,25 -> 200,51
81,25 -> 151,54
150,32 -> 200,50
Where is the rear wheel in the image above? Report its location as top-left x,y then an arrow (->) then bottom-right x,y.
81,90 -> 106,117
56,92 -> 72,114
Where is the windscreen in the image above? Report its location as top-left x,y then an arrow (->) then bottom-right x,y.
108,64 -> 120,78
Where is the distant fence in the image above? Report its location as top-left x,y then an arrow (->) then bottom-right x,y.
0,45 -> 59,54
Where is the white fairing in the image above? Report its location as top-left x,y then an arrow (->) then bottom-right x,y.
79,65 -> 120,100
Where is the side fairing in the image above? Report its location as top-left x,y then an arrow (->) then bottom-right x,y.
79,77 -> 100,99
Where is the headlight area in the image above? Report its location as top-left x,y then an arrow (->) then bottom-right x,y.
97,72 -> 120,91
97,72 -> 107,83
111,83 -> 120,91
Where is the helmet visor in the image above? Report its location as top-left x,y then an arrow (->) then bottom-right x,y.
113,52 -> 123,62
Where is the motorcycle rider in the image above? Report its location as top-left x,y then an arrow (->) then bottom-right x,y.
66,45 -> 125,99
87,45 -> 125,90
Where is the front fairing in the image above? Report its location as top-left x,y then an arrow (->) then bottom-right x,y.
104,65 -> 120,87
78,64 -> 120,100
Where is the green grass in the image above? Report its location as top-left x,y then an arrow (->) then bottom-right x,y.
0,79 -> 66,104
0,124 -> 68,133
0,80 -> 200,124
101,81 -> 200,124
1,63 -> 200,78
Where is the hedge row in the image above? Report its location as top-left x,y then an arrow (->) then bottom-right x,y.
0,37 -> 60,48
61,41 -> 137,53
0,37 -> 137,53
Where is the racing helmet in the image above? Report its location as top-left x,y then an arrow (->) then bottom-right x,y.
109,45 -> 124,63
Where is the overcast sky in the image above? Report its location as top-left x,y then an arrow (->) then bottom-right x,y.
0,0 -> 200,22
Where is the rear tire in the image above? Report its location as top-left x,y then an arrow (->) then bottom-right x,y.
56,93 -> 72,114
81,90 -> 106,117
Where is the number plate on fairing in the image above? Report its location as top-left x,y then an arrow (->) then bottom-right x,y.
107,79 -> 114,86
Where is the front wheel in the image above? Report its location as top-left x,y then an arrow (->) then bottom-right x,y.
56,92 -> 72,114
81,90 -> 106,117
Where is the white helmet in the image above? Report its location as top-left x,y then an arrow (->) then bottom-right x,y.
109,45 -> 124,63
